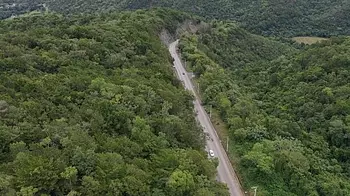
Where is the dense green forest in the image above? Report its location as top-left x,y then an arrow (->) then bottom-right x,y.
2,1 -> 350,195
179,22 -> 350,195
149,0 -> 350,37
0,9 -> 230,195
2,0 -> 350,36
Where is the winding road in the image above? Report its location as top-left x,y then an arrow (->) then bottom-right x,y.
169,40 -> 243,196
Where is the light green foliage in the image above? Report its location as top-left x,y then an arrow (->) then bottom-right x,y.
60,167 -> 78,180
243,142 -> 274,175
167,170 -> 195,194
18,186 -> 39,196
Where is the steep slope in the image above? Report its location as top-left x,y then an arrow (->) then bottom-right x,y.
179,21 -> 350,195
0,9 -> 229,195
178,21 -> 296,76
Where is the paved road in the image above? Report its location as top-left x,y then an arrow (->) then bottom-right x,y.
169,40 -> 243,196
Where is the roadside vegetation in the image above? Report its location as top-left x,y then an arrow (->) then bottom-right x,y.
179,21 -> 350,195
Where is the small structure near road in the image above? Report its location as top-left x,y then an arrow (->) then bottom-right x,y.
188,72 -> 196,78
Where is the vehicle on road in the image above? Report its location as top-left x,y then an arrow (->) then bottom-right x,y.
204,132 -> 210,140
169,40 -> 243,196
209,150 -> 215,157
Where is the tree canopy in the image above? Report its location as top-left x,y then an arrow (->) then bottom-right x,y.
179,22 -> 350,195
2,0 -> 350,37
0,9 -> 229,195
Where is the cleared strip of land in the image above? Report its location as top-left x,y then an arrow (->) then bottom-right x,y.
292,36 -> 328,44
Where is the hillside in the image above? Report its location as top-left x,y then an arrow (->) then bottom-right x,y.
180,21 -> 297,71
179,22 -> 350,195
1,0 -> 350,37
0,9 -> 229,195
1,2 -> 350,195
149,0 -> 350,37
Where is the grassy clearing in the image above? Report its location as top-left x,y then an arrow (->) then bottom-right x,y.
292,36 -> 328,44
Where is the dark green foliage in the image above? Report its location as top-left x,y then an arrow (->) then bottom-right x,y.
0,10 -> 228,195
179,22 -> 350,195
146,0 -> 350,37
2,0 -> 350,36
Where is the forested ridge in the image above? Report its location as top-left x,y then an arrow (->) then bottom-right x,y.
1,1 -> 350,195
179,22 -> 350,195
2,0 -> 350,37
0,9 -> 230,195
148,0 -> 350,37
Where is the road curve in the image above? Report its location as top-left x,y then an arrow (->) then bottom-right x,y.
169,40 -> 244,196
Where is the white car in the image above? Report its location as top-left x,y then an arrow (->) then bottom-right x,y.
209,150 -> 215,157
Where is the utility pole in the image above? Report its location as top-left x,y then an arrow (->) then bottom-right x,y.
251,187 -> 258,196
226,136 -> 229,152
209,105 -> 212,118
